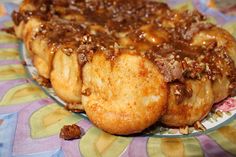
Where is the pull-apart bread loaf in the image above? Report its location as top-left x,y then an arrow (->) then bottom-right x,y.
11,0 -> 236,135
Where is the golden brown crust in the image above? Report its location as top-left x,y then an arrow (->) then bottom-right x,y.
50,49 -> 82,103
82,53 -> 167,134
161,77 -> 214,126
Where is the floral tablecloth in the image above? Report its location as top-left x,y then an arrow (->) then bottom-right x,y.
0,0 -> 236,157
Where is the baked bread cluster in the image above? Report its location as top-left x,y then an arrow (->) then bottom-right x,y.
12,0 -> 236,135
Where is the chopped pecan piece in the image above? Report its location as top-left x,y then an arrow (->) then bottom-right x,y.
1,27 -> 15,35
60,124 -> 81,140
65,103 -> 84,113
194,121 -> 206,131
33,75 -> 51,87
179,126 -> 189,134
215,111 -> 223,118
21,61 -> 27,66
81,88 -> 91,96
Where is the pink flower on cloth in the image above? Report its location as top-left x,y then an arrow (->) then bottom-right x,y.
214,97 -> 236,112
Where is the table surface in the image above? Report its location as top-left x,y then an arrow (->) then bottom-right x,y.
0,0 -> 236,157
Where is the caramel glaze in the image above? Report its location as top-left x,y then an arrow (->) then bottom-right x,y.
12,0 -> 236,101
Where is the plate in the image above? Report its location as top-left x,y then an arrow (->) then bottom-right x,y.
0,1 -> 236,157
19,42 -> 236,137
